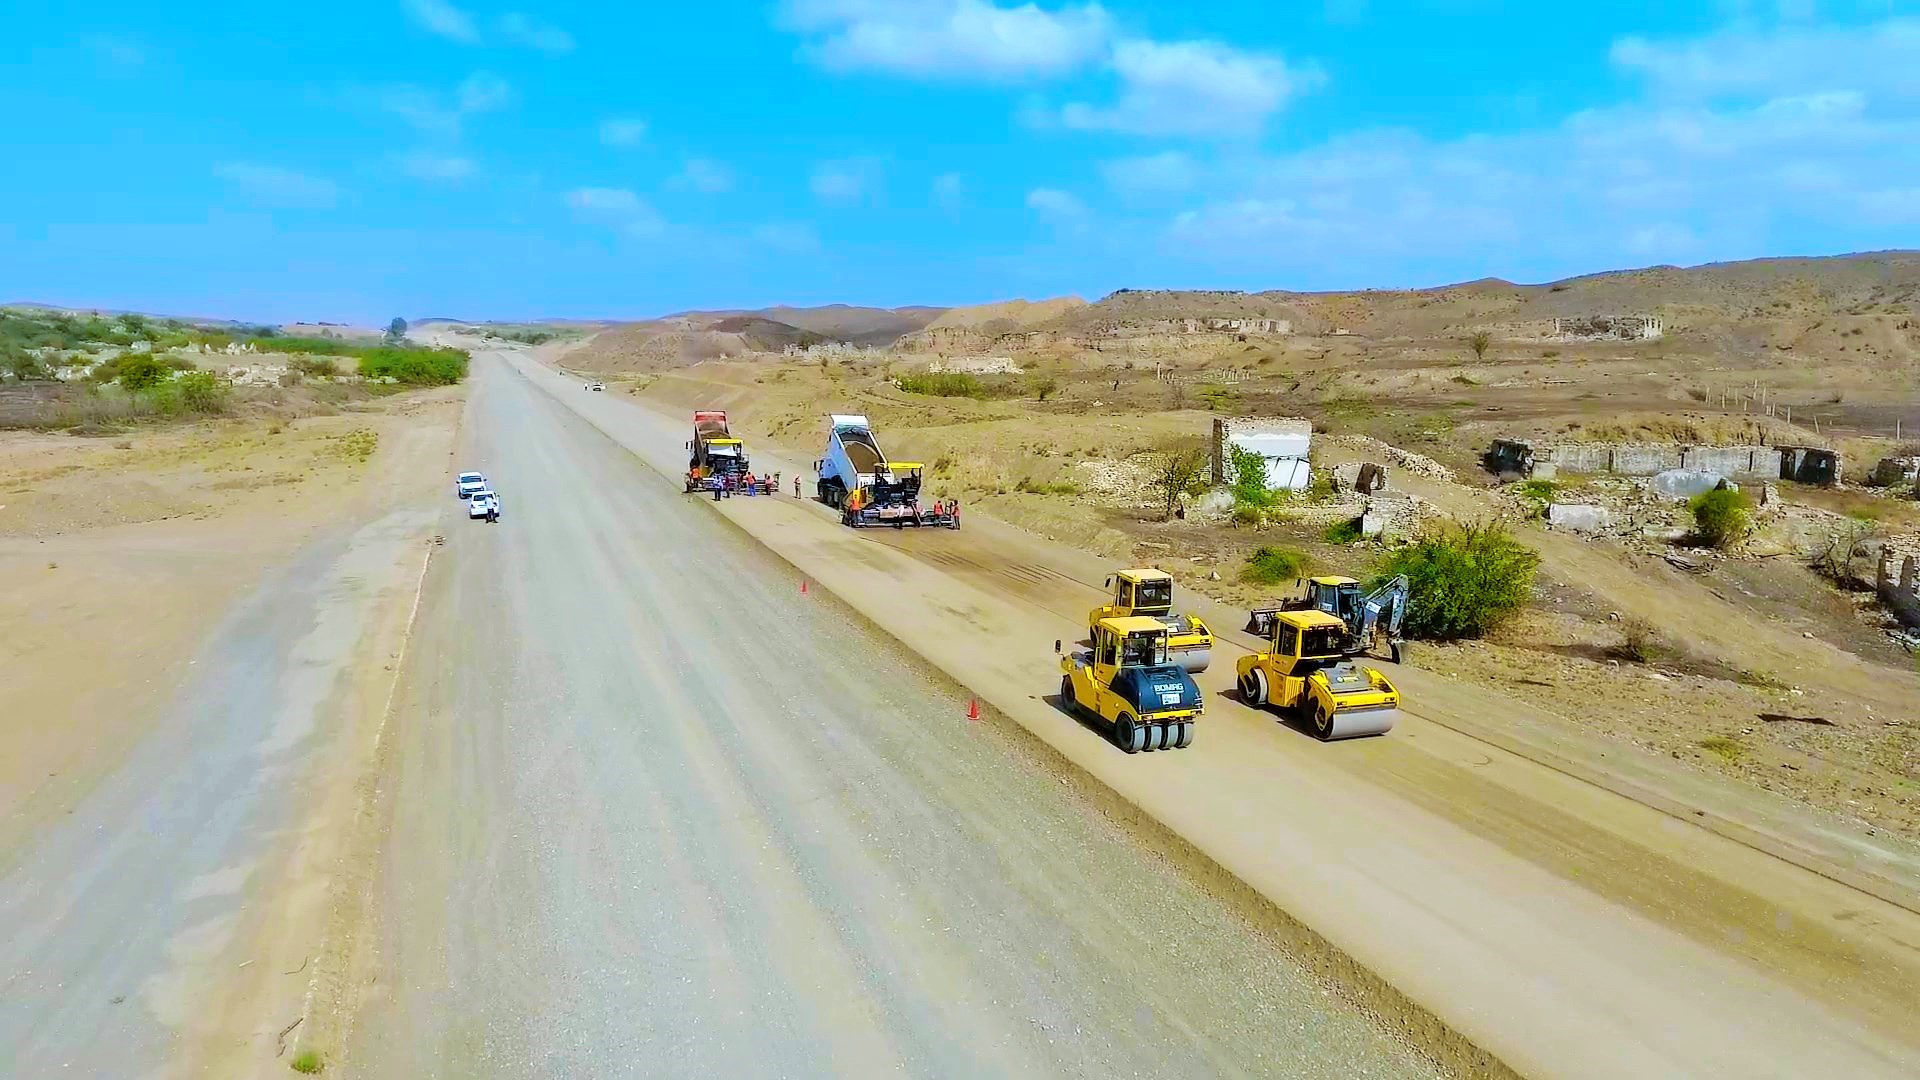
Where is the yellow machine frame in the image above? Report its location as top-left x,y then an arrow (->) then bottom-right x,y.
1059,616 -> 1200,753
1234,609 -> 1400,740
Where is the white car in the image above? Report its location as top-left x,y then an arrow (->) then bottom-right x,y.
467,490 -> 501,519
456,471 -> 488,499
585,381 -> 605,392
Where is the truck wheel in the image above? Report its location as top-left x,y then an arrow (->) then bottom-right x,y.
1059,676 -> 1078,716
1174,721 -> 1194,749
1240,669 -> 1267,707
1114,714 -> 1144,754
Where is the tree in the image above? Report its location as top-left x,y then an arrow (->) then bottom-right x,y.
1376,522 -> 1540,640
1228,445 -> 1274,513
116,354 -> 170,391
177,370 -> 229,413
385,317 -> 409,344
1467,330 -> 1492,361
1029,375 -> 1059,401
1689,488 -> 1752,549
1146,446 -> 1208,521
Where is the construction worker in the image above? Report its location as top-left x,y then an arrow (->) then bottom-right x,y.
793,475 -> 801,498
772,472 -> 781,495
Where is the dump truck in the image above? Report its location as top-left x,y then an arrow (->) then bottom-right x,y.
814,414 -> 957,528
1089,568 -> 1213,673
1236,609 -> 1400,740
1246,574 -> 1409,663
1056,617 -> 1202,753
685,410 -> 749,493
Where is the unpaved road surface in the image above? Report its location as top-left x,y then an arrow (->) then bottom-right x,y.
340,356 -> 1435,1077
0,506 -> 433,1075
515,345 -> 1920,1078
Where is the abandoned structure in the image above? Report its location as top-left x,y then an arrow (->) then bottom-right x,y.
1213,417 -> 1312,491
1868,456 -> 1919,487
1880,549 -> 1920,630
1553,316 -> 1664,341
1487,439 -> 1842,487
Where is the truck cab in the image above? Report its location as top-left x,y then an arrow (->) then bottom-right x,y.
1058,616 -> 1202,753
1235,609 -> 1400,740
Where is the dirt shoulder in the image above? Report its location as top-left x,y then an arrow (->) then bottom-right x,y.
522,346 -> 1920,1079
0,388 -> 461,1076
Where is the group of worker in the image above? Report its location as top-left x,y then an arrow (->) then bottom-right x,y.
710,471 -> 781,500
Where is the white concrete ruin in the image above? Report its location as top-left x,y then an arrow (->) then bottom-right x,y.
1216,418 -> 1313,491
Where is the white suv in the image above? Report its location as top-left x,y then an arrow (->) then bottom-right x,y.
456,471 -> 488,499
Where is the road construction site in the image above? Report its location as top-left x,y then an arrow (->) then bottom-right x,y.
397,342 -> 1920,1078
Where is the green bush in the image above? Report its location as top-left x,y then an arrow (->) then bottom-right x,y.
1228,445 -> 1277,519
1689,488 -> 1752,549
896,372 -> 984,398
1243,546 -> 1312,585
1323,518 -> 1364,544
1513,478 -> 1558,517
1376,522 -> 1539,640
290,355 -> 340,377
177,370 -> 229,413
357,347 -> 469,386
250,335 -> 359,356
116,354 -> 171,391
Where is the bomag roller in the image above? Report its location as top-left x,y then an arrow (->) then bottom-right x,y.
1089,568 -> 1213,673
1235,608 -> 1401,740
1056,617 -> 1203,753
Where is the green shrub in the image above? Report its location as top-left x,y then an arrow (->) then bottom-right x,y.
1376,522 -> 1539,640
896,372 -> 984,398
1513,478 -> 1558,517
289,1049 -> 324,1074
250,335 -> 359,356
177,370 -> 228,413
1243,546 -> 1312,585
1228,445 -> 1277,519
116,354 -> 171,391
357,347 -> 468,386
1323,518 -> 1363,544
1689,488 -> 1752,549
290,355 -> 340,378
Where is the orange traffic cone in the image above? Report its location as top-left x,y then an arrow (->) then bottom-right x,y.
967,698 -> 980,721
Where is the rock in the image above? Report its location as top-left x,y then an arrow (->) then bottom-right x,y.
1359,512 -> 1385,539
1651,469 -> 1729,499
1530,462 -> 1559,481
1546,503 -> 1612,533
1207,570 -> 1221,581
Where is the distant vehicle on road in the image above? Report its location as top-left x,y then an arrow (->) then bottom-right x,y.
585,381 -> 605,392
467,490 -> 501,521
456,471 -> 488,499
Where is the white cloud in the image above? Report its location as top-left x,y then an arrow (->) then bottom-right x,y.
786,0 -> 1111,80
399,151 -> 477,181
1026,187 -> 1086,221
1100,150 -> 1198,197
932,171 -> 965,209
673,158 -> 735,193
497,12 -> 575,54
457,71 -> 512,112
600,117 -> 648,147
811,158 -> 879,203
1061,38 -> 1313,137
567,187 -> 666,237
1611,17 -> 1920,101
403,0 -> 480,44
213,163 -> 339,209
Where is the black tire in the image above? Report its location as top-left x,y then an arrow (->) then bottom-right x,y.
1115,714 -> 1143,754
1174,721 -> 1194,749
1060,675 -> 1078,716
1312,700 -> 1334,740
1240,668 -> 1267,707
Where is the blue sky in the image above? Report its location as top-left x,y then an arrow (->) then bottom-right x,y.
2,1 -> 1916,323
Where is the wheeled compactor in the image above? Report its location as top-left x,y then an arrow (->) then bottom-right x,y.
1057,617 -> 1203,753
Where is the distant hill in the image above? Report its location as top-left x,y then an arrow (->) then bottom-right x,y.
660,304 -> 946,347
1040,251 -> 1920,352
925,297 -> 1087,333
